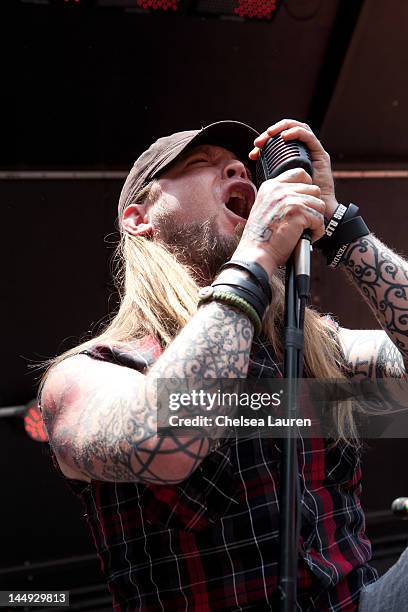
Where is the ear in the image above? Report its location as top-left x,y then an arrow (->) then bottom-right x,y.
121,204 -> 153,236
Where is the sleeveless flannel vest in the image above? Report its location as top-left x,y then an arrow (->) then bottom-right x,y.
64,335 -> 377,611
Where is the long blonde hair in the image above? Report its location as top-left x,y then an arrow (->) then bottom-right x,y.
40,185 -> 356,442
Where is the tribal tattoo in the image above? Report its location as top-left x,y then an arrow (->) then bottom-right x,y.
42,302 -> 253,484
376,335 -> 406,379
342,235 -> 408,362
339,327 -> 406,380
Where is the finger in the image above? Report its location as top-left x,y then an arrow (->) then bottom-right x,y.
254,119 -> 312,147
248,147 -> 261,160
274,194 -> 325,218
278,201 -> 324,240
291,194 -> 326,215
301,205 -> 325,242
268,167 -> 313,185
254,119 -> 311,145
265,182 -> 321,199
280,126 -> 327,158
289,183 -> 322,199
287,204 -> 325,243
259,184 -> 324,212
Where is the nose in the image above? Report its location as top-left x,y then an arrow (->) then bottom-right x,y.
222,159 -> 249,181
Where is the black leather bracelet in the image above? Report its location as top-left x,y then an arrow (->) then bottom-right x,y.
328,215 -> 369,251
219,259 -> 272,303
212,272 -> 269,311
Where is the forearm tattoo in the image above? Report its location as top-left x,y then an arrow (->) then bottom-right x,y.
44,302 -> 254,484
342,235 -> 408,365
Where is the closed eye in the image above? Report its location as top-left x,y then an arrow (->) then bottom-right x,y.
187,157 -> 208,165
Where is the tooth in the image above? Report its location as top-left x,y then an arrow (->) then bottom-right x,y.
230,190 -> 245,199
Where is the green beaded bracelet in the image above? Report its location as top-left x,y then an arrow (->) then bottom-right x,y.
198,288 -> 262,336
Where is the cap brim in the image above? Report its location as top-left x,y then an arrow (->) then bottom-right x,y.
150,120 -> 259,180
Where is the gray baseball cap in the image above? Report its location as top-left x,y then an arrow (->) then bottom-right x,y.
118,120 -> 259,212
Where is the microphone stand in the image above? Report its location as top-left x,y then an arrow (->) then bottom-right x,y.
255,134 -> 313,610
279,234 -> 311,612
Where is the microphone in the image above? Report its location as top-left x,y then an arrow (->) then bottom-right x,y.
255,135 -> 312,185
256,135 -> 313,298
392,497 -> 408,519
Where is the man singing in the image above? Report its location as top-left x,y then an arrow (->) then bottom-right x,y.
40,119 -> 408,610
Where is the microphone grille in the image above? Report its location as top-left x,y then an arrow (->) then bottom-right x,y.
256,135 -> 312,186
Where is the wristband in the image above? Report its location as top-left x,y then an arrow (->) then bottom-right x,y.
327,244 -> 350,269
219,259 -> 272,303
197,287 -> 262,336
212,271 -> 269,313
315,203 -> 370,267
210,283 -> 266,320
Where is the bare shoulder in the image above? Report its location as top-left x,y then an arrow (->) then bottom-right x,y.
42,353 -> 144,405
41,354 -> 145,481
337,327 -> 407,379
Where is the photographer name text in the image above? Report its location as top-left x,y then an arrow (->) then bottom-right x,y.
167,415 -> 312,428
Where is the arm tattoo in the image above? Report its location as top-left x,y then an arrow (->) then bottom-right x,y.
339,332 -> 408,416
376,335 -> 406,378
341,333 -> 375,379
44,302 -> 253,484
342,234 -> 408,367
339,327 -> 406,380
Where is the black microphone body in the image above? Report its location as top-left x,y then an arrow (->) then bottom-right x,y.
256,135 -> 313,298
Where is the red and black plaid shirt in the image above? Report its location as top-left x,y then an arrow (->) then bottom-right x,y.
64,335 -> 377,611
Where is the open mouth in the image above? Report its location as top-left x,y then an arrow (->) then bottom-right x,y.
224,190 -> 250,220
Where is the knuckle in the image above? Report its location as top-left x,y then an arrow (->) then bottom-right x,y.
297,168 -> 311,182
315,198 -> 325,212
284,203 -> 296,217
283,195 -> 298,208
316,227 -> 326,240
281,118 -> 293,127
301,212 -> 313,228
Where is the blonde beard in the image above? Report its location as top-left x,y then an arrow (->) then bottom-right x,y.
151,211 -> 245,285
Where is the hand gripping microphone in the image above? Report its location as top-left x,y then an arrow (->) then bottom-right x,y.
256,135 -> 313,298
